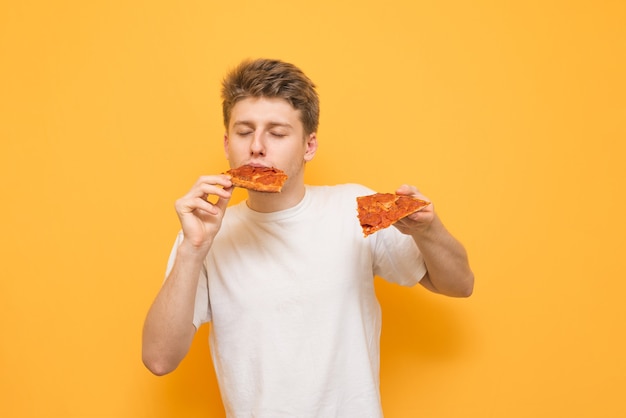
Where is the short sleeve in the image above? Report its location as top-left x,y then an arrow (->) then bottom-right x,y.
370,227 -> 427,287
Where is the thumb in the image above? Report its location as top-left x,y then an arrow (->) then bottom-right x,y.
395,184 -> 417,195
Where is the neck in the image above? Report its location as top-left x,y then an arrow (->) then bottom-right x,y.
246,180 -> 306,213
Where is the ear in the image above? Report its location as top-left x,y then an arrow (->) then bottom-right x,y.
304,132 -> 318,162
223,133 -> 229,159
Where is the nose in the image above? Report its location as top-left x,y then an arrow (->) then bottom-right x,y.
250,132 -> 265,156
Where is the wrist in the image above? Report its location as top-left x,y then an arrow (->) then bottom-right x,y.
410,213 -> 442,241
178,238 -> 211,262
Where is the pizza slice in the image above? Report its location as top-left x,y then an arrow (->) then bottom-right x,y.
225,164 -> 288,192
356,192 -> 431,236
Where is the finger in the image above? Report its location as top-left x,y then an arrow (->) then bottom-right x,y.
395,184 -> 419,196
195,174 -> 233,189
176,196 -> 202,214
195,197 -> 232,217
177,174 -> 233,215
176,194 -> 219,216
193,181 -> 233,201
199,185 -> 234,214
213,186 -> 233,212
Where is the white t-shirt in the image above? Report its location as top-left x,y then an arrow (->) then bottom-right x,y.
166,184 -> 426,417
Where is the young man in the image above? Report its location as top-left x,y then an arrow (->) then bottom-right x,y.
142,58 -> 474,417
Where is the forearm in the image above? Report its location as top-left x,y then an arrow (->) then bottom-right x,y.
412,214 -> 474,297
142,241 -> 207,375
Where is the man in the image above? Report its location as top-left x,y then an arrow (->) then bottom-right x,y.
142,58 -> 474,417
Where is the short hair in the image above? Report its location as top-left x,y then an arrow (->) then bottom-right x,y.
221,58 -> 319,135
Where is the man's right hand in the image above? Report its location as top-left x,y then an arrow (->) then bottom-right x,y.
174,174 -> 233,252
142,174 -> 232,376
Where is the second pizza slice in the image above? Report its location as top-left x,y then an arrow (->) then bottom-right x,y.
356,193 -> 431,236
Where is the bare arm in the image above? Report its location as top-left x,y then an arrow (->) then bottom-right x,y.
394,185 -> 474,298
142,175 -> 233,375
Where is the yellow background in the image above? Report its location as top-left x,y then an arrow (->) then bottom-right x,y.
1,1 -> 625,417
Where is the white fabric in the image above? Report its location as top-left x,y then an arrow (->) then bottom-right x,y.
166,184 -> 426,417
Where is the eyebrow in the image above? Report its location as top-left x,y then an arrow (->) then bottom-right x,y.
232,121 -> 293,129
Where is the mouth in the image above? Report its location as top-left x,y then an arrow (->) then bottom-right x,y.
244,161 -> 271,168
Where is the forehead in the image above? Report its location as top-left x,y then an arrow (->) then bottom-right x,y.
229,97 -> 302,128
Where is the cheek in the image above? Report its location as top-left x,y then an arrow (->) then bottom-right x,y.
283,145 -> 310,171
225,144 -> 247,167
276,142 -> 307,161
226,140 -> 247,156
